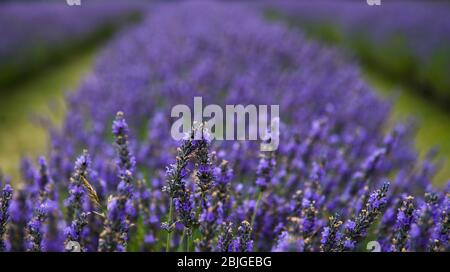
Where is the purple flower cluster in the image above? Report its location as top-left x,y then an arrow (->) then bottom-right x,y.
98,112 -> 136,252
0,183 -> 13,251
63,150 -> 91,251
0,2 -> 448,252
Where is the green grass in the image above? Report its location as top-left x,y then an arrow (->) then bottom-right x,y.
0,49 -> 96,182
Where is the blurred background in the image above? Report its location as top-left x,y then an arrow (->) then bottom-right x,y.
0,0 -> 449,184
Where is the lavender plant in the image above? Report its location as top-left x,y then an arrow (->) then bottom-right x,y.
64,150 -> 91,251
391,196 -> 417,252
338,182 -> 390,251
0,1 -> 448,252
98,113 -> 136,252
320,213 -> 343,252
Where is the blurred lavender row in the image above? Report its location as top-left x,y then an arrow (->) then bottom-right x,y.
0,1 -> 448,252
0,0 -> 143,86
261,0 -> 450,102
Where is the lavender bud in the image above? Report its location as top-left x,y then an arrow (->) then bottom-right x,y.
231,221 -> 253,252
320,214 -> 343,252
113,111 -> 136,174
26,202 -> 49,252
338,182 -> 390,251
0,184 -> 13,251
217,222 -> 234,252
391,195 -> 417,252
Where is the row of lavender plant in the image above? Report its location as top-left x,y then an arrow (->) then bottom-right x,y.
0,0 -> 143,85
260,0 -> 450,102
0,1 -> 448,252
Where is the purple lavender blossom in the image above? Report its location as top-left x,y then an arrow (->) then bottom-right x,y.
26,202 -> 49,252
64,151 -> 92,251
8,190 -> 32,252
163,129 -> 198,200
64,212 -> 88,252
99,170 -> 134,252
217,222 -> 234,252
273,231 -> 305,252
429,194 -> 449,252
338,182 -> 390,251
409,193 -> 440,251
65,150 -> 91,221
195,127 -> 214,201
320,214 -> 343,252
213,160 -> 233,220
113,112 -> 136,175
230,221 -> 253,252
255,151 -> 276,191
0,184 -> 13,251
36,156 -> 52,200
391,195 -> 417,252
0,1 -> 448,252
197,160 -> 233,251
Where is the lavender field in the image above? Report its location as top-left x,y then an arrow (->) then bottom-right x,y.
0,0 -> 142,86
0,0 -> 448,253
263,0 -> 450,104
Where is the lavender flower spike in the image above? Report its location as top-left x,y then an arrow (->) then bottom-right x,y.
429,194 -> 449,252
195,125 -> 214,204
26,202 -> 49,252
0,184 -> 13,251
37,156 -> 52,201
64,150 -> 91,251
255,151 -> 276,192
217,222 -> 234,252
231,221 -> 253,252
113,111 -> 136,174
320,213 -> 343,252
338,182 -> 390,251
391,196 -> 417,252
64,212 -> 88,252
99,170 -> 134,252
163,128 -> 198,199
162,127 -> 199,251
409,193 -> 439,251
65,150 -> 91,222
